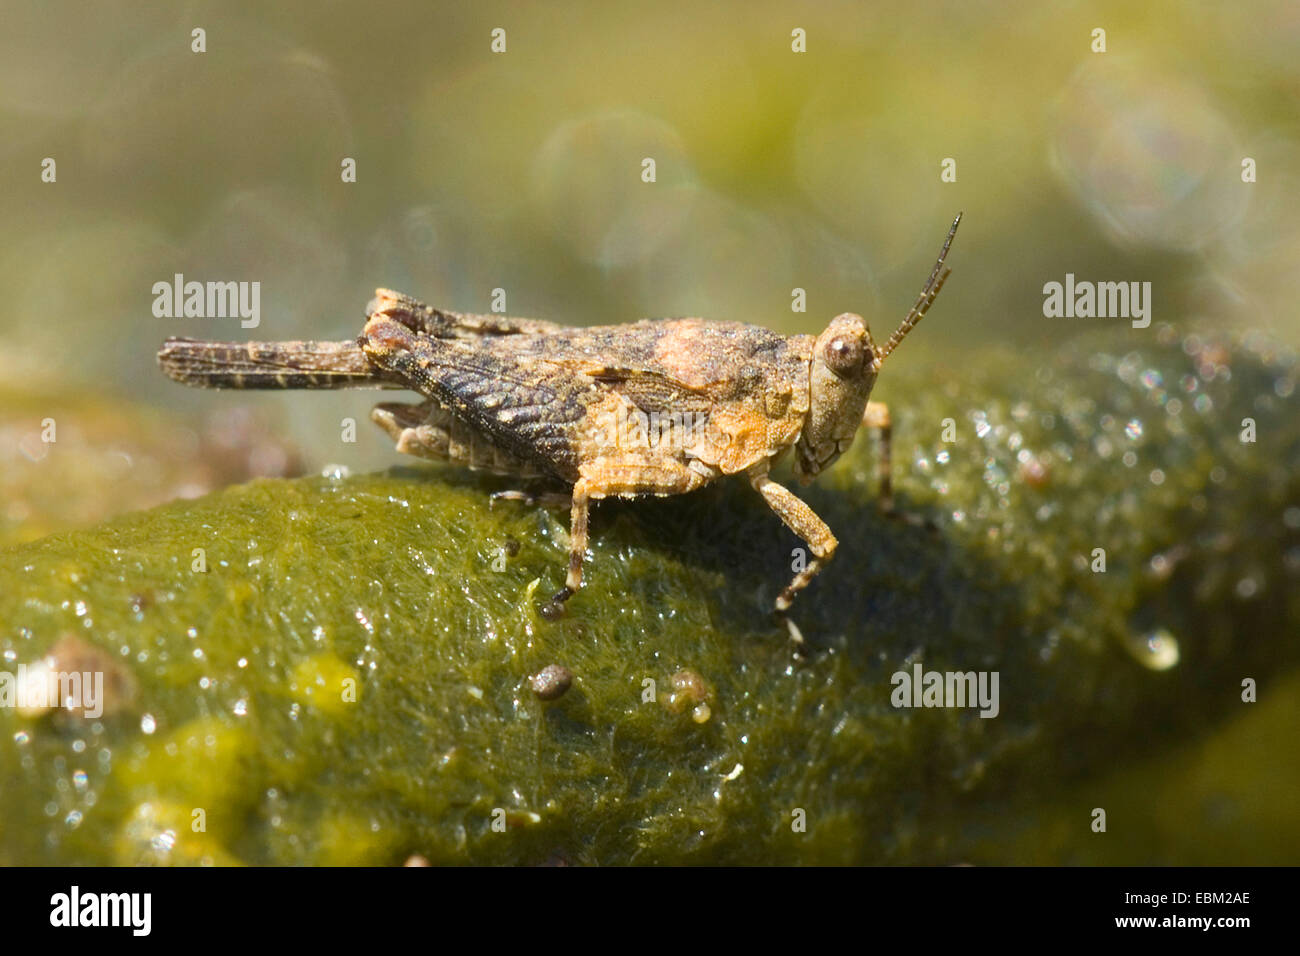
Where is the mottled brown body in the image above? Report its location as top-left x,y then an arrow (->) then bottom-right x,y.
159,215 -> 961,626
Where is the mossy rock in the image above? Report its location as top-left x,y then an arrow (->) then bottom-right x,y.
0,328 -> 1296,864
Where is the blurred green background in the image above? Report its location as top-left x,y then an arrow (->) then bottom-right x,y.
2,0 -> 1296,468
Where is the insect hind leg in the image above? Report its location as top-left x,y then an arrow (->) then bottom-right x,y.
371,401 -> 544,475
367,289 -> 563,338
371,401 -> 451,461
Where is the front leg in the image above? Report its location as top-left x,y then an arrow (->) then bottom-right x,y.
748,466 -> 838,612
862,400 -> 894,510
863,401 -> 929,527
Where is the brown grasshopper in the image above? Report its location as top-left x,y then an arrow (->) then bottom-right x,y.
158,214 -> 960,622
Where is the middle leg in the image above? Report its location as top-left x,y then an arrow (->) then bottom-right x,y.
542,460 -> 705,617
748,465 -> 839,612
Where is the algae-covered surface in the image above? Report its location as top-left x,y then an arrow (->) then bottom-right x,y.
1,328 -> 1296,865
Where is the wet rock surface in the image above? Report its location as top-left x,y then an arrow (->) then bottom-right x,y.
0,329 -> 1295,864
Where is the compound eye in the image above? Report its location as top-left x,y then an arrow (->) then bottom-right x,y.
825,336 -> 865,376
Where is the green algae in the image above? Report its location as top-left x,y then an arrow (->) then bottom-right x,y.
0,327 -> 1296,865
964,669 -> 1300,865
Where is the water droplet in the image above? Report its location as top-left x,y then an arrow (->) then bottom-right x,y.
140,713 -> 157,735
1125,629 -> 1180,671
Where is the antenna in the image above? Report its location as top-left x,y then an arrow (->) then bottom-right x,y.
878,212 -> 962,362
